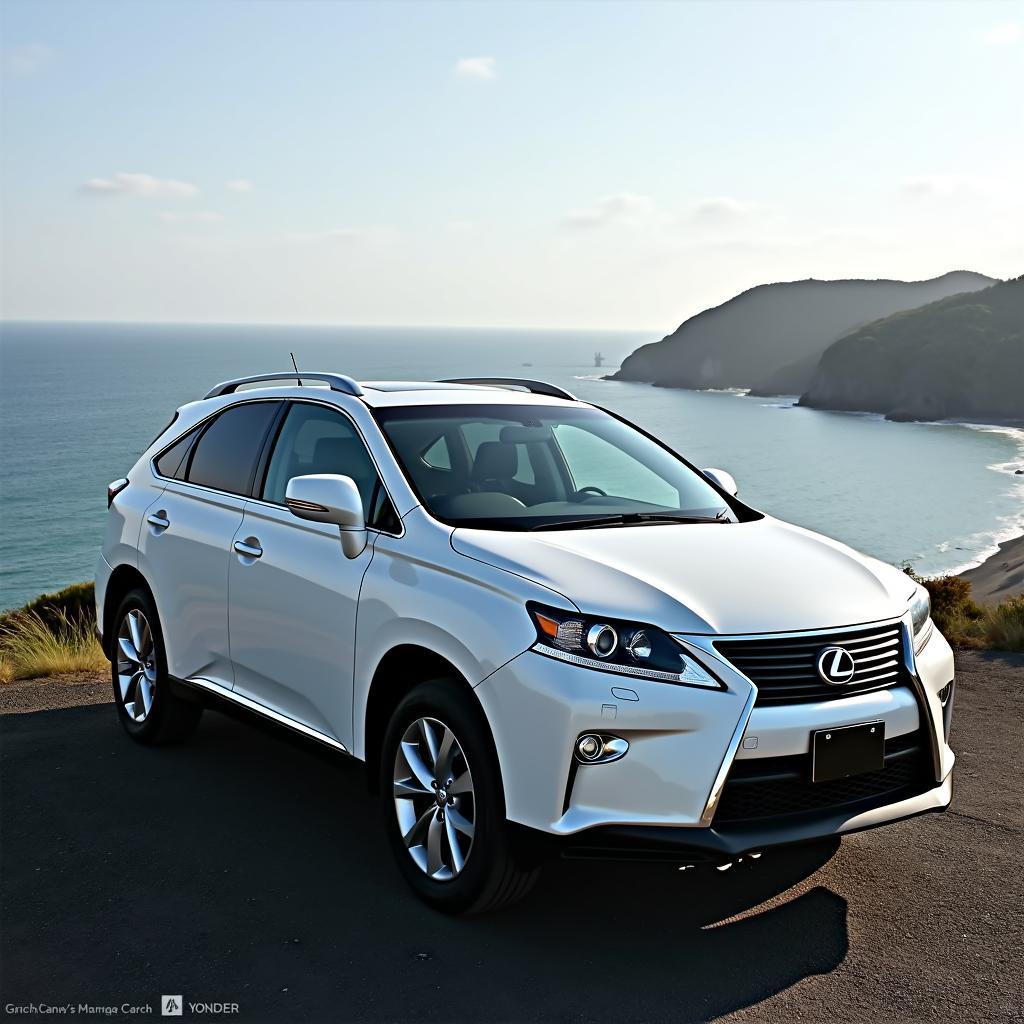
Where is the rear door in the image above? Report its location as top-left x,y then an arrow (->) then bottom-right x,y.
139,400 -> 281,687
227,400 -> 396,747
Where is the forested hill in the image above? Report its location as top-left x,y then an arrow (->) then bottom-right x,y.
798,277 -> 1023,422
609,271 -> 995,393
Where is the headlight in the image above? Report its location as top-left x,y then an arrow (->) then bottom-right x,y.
909,583 -> 932,649
528,603 -> 723,689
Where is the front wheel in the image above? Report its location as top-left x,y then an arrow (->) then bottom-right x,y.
381,679 -> 539,914
111,588 -> 202,744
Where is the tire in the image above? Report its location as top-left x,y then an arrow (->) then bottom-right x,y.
381,678 -> 540,914
110,587 -> 202,744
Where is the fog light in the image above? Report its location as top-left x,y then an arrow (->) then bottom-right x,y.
574,733 -> 629,764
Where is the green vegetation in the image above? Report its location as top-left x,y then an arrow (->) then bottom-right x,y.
905,568 -> 1024,652
802,277 -> 1024,421
0,582 -> 106,684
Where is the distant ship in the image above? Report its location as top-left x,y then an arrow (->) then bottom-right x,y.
593,351 -> 604,368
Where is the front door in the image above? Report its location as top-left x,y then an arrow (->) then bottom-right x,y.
227,401 -> 385,748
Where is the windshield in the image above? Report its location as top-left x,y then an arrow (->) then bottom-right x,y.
374,404 -> 738,530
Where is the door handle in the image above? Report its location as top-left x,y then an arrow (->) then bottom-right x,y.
233,538 -> 263,560
147,511 -> 170,531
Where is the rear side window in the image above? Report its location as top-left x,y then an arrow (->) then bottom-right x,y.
154,426 -> 200,480
186,402 -> 279,495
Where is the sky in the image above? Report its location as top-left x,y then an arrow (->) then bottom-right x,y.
1,0 -> 1022,330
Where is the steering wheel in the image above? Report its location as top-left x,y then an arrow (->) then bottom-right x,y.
575,486 -> 608,500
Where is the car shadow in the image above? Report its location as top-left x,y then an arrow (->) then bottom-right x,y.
2,705 -> 849,1022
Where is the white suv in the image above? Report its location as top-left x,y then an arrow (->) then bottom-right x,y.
96,373 -> 955,912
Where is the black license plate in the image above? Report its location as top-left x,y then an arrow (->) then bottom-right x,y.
812,722 -> 884,783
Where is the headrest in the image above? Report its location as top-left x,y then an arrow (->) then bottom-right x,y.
472,441 -> 517,481
313,436 -> 371,478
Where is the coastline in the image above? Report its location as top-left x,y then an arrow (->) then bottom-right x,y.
961,533 -> 1024,604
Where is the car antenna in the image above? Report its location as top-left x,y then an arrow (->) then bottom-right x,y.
290,351 -> 303,386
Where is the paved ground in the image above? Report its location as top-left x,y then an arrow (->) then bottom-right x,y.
1,652 -> 1022,1023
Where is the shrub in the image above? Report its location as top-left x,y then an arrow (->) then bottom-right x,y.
981,595 -> 1024,652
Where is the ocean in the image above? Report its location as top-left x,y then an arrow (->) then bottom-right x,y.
1,321 -> 1022,612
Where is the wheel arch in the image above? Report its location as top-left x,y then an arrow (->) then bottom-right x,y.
101,564 -> 155,658
362,645 -> 488,794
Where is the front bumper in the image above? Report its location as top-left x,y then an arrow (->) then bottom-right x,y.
474,616 -> 955,838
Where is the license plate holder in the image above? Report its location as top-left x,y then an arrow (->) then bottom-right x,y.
812,721 -> 885,783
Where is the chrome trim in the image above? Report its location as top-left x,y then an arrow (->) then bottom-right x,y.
901,619 -> 943,781
914,618 -> 935,655
532,642 -> 722,688
586,623 -> 618,659
151,396 -> 405,539
699,685 -> 758,826
681,616 -> 900,641
438,377 -> 577,401
180,676 -> 350,753
204,371 -> 364,399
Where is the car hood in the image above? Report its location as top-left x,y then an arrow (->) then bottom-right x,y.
451,517 -> 914,635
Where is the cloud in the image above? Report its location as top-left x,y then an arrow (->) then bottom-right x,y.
453,56 -> 497,80
158,211 -> 224,224
562,193 -> 657,229
2,43 -> 54,77
979,22 -> 1022,46
690,196 -> 762,226
286,226 -> 396,245
898,175 -> 987,198
80,172 -> 199,199
226,178 -> 254,193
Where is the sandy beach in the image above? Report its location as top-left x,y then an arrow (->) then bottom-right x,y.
961,532 -> 1024,604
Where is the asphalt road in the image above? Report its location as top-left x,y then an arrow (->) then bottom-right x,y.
2,652 -> 1022,1023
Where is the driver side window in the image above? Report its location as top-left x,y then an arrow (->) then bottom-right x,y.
262,403 -> 397,528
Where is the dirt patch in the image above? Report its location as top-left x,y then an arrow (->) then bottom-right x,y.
0,671 -> 110,715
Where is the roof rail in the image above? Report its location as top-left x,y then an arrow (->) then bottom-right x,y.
439,377 -> 577,401
203,372 -> 364,400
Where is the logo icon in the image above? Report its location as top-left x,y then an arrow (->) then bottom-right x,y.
162,996 -> 183,1017
816,646 -> 856,684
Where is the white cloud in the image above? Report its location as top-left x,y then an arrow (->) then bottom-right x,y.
898,174 -> 990,198
3,44 -> 54,77
158,211 -> 224,224
563,193 -> 657,229
286,226 -> 396,245
690,196 -> 762,226
226,178 -> 254,193
81,172 -> 199,199
979,22 -> 1022,46
453,56 -> 497,80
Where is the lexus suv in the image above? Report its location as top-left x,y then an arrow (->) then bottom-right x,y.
96,373 -> 955,913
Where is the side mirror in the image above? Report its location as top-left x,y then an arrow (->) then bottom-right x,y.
285,474 -> 367,558
702,467 -> 738,497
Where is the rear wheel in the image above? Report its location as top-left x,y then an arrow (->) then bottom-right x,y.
381,678 -> 539,914
111,588 -> 202,744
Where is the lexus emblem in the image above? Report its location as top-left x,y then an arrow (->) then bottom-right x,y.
816,646 -> 856,685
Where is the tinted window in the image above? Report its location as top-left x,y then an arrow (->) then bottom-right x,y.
262,403 -> 383,517
154,426 -> 200,480
186,402 -> 279,495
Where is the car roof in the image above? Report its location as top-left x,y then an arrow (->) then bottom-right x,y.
358,382 -> 578,409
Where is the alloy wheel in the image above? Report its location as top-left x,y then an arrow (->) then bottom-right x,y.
393,717 -> 476,880
116,608 -> 157,723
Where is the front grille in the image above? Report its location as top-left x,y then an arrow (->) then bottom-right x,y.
714,621 -> 908,705
715,730 -> 930,824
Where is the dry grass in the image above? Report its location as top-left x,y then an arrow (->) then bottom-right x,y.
0,609 -> 107,684
906,568 -> 1024,652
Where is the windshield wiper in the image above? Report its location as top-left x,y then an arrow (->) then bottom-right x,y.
529,512 -> 728,532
